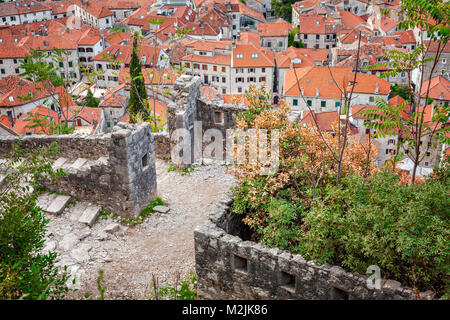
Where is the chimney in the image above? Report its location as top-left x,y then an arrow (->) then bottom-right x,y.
232,39 -> 236,48
316,88 -> 319,97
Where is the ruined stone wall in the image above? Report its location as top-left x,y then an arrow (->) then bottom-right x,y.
0,123 -> 157,219
153,132 -> 170,159
194,193 -> 433,300
167,75 -> 202,168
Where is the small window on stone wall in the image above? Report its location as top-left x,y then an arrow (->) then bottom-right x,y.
279,271 -> 296,292
142,153 -> 149,170
232,254 -> 247,273
214,111 -> 224,124
331,287 -> 349,300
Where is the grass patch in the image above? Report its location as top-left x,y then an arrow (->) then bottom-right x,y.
168,163 -> 197,176
119,197 -> 165,227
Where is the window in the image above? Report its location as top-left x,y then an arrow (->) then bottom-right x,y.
316,35 -> 320,40
307,100 -> 312,107
369,96 -> 375,102
279,41 -> 283,47
59,62 -> 64,68
213,66 -> 217,71
293,99 -> 298,106
259,77 -> 266,82
261,68 -> 265,73
213,111 -> 224,124
365,128 -> 370,134
321,101 -> 326,108
194,63 -> 200,69
15,68 -> 20,74
222,66 -> 226,72
426,152 -> 431,157
222,77 -> 226,83
236,77 -> 244,83
247,77 -> 256,82
267,42 -> 272,47
443,58 -> 447,65
248,68 -> 255,73
78,48 -> 86,52
222,88 -> 226,94
304,34 -> 307,39
86,48 -> 93,53
0,60 -> 2,64
185,63 -> 190,68
202,64 -> 208,70
13,59 -> 17,64
386,149 -> 392,155
335,101 -> 340,108
238,87 -> 242,93
68,61 -> 73,68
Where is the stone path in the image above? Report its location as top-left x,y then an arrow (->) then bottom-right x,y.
42,159 -> 236,300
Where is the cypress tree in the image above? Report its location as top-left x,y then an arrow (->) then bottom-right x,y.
128,32 -> 149,120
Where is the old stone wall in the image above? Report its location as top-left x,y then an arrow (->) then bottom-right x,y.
0,122 -> 157,219
194,193 -> 434,300
153,132 -> 171,159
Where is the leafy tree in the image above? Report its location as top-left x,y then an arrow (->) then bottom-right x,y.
81,89 -> 100,108
0,142 -> 73,299
288,28 -> 304,48
19,48 -> 76,133
363,0 -> 450,184
128,32 -> 150,122
271,0 -> 298,22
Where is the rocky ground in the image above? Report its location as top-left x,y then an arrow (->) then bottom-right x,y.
43,159 -> 236,300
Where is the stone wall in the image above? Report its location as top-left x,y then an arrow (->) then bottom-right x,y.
153,132 -> 170,159
0,122 -> 157,219
194,193 -> 434,300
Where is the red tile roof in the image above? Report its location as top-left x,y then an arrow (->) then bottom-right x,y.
421,76 -> 450,101
284,66 -> 391,97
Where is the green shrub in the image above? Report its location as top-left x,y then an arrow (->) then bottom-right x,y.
0,142 -> 73,299
298,170 -> 449,295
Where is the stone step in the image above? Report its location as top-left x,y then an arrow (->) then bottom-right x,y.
52,157 -> 68,170
70,158 -> 88,170
46,195 -> 72,215
68,201 -> 89,222
78,205 -> 101,226
36,192 -> 58,211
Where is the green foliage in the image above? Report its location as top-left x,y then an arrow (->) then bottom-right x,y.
119,197 -> 165,226
80,89 -> 100,108
0,142 -> 73,299
390,83 -> 410,101
128,32 -> 150,121
288,28 -> 304,48
271,0 -> 298,23
96,269 -> 106,300
167,163 -> 197,175
298,169 -> 449,295
149,272 -> 197,300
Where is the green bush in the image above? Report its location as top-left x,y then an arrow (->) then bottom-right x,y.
0,142 -> 72,299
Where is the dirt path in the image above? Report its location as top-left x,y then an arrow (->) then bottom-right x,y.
64,159 -> 236,300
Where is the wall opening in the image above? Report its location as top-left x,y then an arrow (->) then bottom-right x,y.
232,254 -> 248,273
280,271 -> 296,292
142,153 -> 148,169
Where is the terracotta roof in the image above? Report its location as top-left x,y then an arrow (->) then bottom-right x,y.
0,0 -> 52,18
284,66 -> 391,97
183,53 -> 231,66
257,20 -> 292,37
238,32 -> 260,46
421,76 -> 450,101
0,115 -> 12,127
92,44 -> 162,66
300,110 -> 358,134
425,40 -> 450,53
232,43 -> 274,68
339,9 -> 367,29
12,105 -> 60,135
275,46 -> 327,69
0,77 -> 57,108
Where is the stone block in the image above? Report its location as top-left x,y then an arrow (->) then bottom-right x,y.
153,205 -> 170,213
46,195 -> 71,214
78,205 -> 101,226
